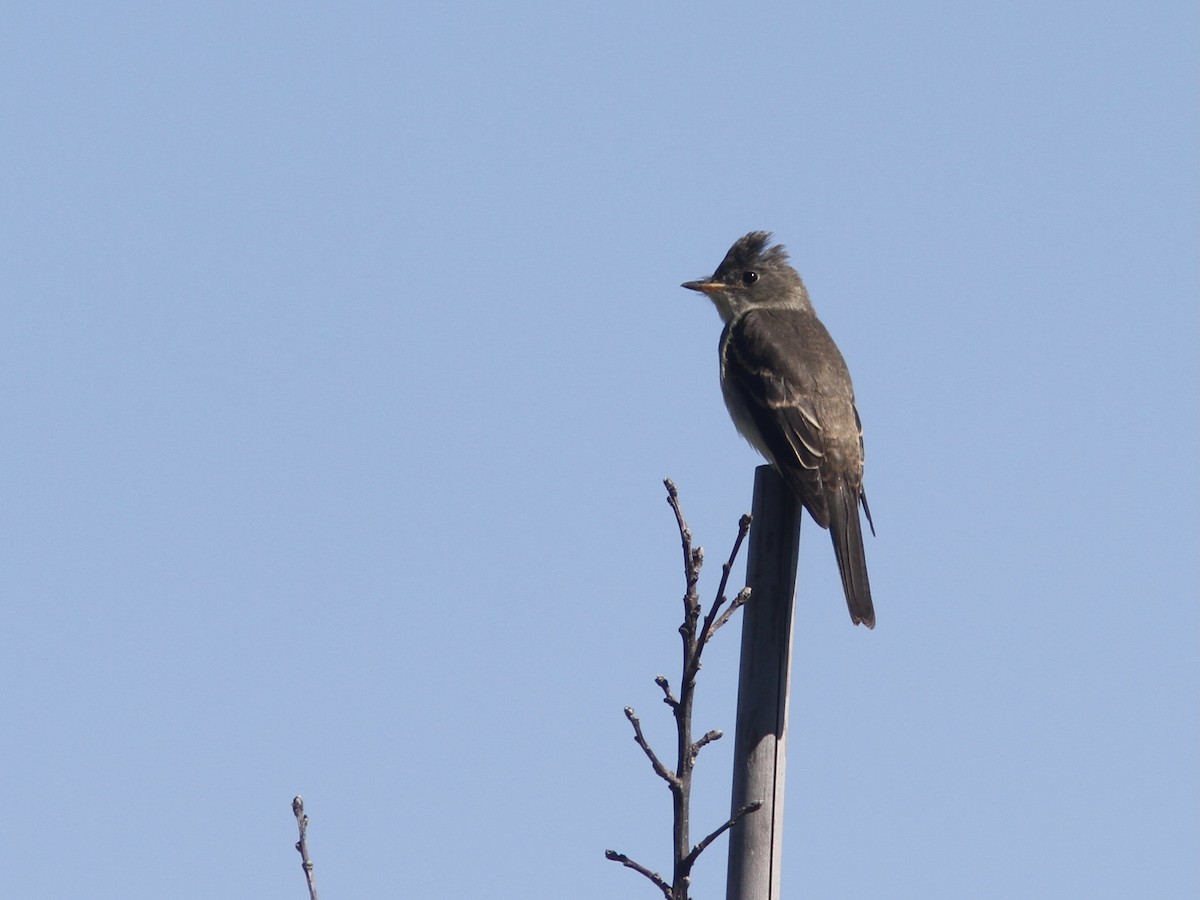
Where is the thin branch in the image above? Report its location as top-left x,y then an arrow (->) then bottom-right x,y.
706,587 -> 752,641
663,479 -> 698,591
697,514 -> 753,657
713,515 -> 753,616
605,850 -> 672,899
655,674 -> 679,709
292,795 -> 319,900
683,801 -> 764,870
692,729 -> 722,759
624,707 -> 679,788
610,482 -> 755,899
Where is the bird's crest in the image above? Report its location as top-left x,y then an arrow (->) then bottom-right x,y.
719,231 -> 791,273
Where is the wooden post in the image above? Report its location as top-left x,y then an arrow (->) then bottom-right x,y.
725,465 -> 802,900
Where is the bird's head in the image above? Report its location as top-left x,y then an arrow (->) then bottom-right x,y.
682,231 -> 811,322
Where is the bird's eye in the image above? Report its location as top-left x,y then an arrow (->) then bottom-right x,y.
742,270 -> 759,285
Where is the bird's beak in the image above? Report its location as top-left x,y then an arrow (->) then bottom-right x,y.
681,280 -> 722,295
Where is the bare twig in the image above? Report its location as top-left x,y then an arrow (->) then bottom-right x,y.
663,479 -> 698,598
605,850 -> 672,898
625,707 -> 679,787
292,795 -> 319,900
684,801 -> 764,870
707,587 -> 753,641
693,729 -> 723,758
695,513 -> 753,671
608,481 -> 758,899
711,515 -> 753,618
655,674 -> 679,709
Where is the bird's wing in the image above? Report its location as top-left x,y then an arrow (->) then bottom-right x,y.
722,307 -> 834,526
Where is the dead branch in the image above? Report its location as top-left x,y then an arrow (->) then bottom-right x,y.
292,795 -> 319,900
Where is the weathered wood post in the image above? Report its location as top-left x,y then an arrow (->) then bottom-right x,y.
725,464 -> 803,900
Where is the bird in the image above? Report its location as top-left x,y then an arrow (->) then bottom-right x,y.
682,231 -> 875,628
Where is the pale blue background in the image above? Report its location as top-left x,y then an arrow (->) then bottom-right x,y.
3,3 -> 1196,898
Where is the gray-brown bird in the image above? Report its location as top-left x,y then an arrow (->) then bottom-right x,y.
683,232 -> 875,628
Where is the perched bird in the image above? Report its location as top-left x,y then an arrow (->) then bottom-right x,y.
683,232 -> 876,628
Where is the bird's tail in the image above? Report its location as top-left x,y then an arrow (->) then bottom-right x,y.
828,487 -> 875,628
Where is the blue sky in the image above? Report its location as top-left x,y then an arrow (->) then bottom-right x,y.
3,2 -> 1196,897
